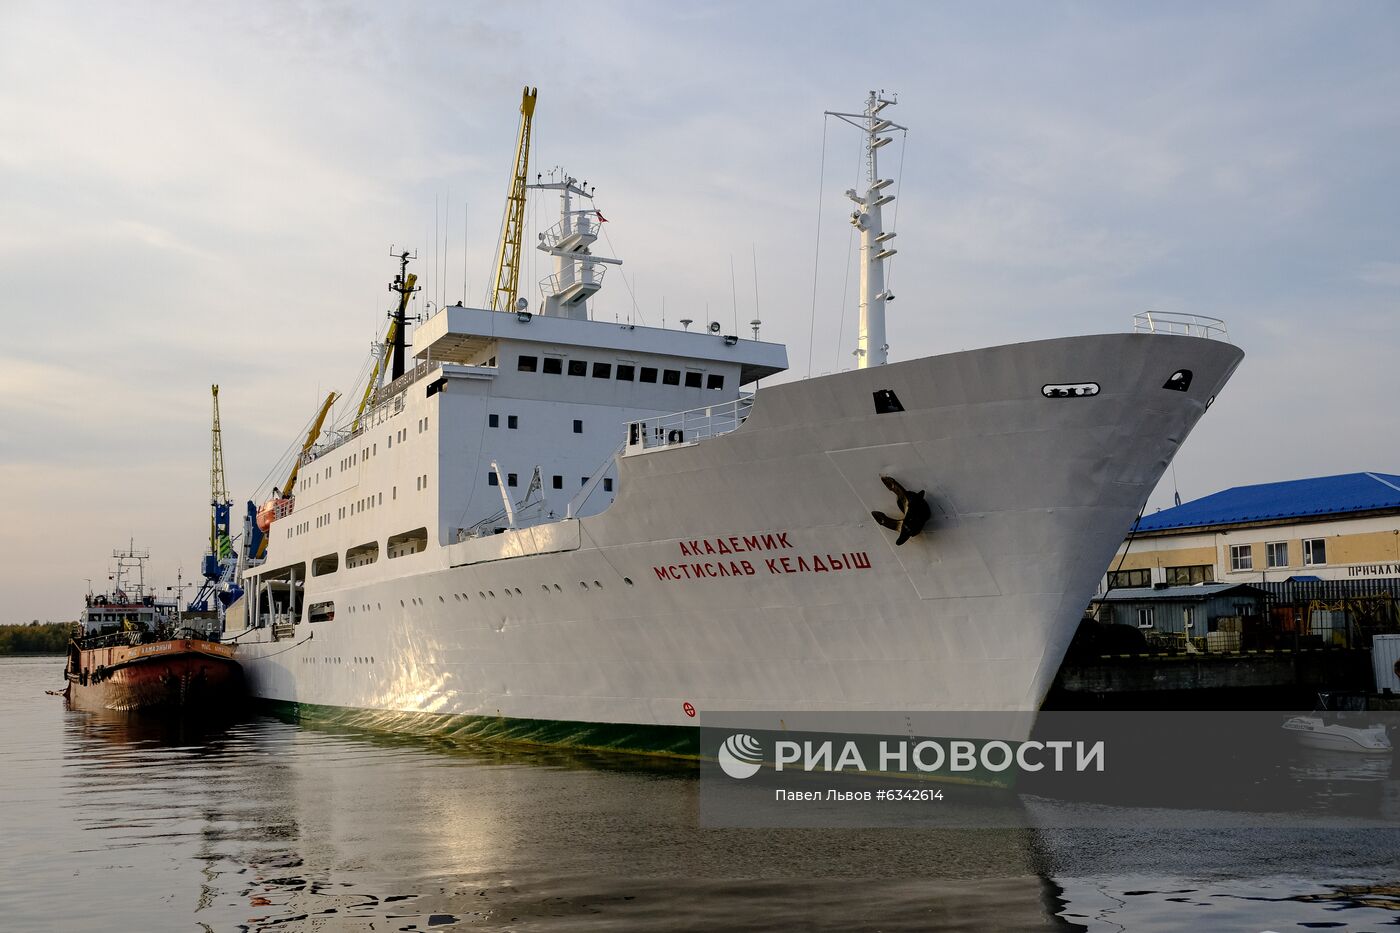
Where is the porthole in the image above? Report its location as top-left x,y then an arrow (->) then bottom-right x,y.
439,595 -> 445,603
479,591 -> 485,598
593,581 -> 602,588
624,577 -> 634,586
488,590 -> 495,598
580,582 -> 589,589
453,594 -> 461,601
541,585 -> 550,593
553,584 -> 562,592
514,587 -> 522,595
504,589 -> 513,598
1041,382 -> 1100,399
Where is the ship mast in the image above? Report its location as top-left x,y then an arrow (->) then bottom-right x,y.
827,91 -> 904,367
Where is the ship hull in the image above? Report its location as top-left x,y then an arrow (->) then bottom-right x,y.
66,639 -> 243,712
236,333 -> 1243,750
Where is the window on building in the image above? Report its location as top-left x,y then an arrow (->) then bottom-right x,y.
603,477 -> 614,492
684,371 -> 703,388
1182,606 -> 1195,631
639,367 -> 658,383
489,414 -> 499,428
1107,568 -> 1150,589
568,359 -> 587,377
592,362 -> 612,379
1229,544 -> 1253,572
508,415 -> 518,430
1266,542 -> 1289,568
543,357 -> 563,375
552,475 -> 563,490
1304,538 -> 1327,566
707,373 -> 725,390
508,473 -> 518,487
1165,564 -> 1214,586
616,364 -> 635,381
518,355 -> 538,372
662,369 -> 681,385
1137,607 -> 1155,629
573,419 -> 583,434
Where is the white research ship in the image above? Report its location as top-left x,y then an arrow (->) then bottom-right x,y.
226,92 -> 1243,753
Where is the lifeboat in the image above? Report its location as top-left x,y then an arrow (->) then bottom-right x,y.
256,497 -> 290,533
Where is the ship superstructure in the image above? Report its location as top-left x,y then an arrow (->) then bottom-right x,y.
226,93 -> 1243,750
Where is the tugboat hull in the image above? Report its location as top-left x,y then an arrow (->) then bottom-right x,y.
65,639 -> 242,712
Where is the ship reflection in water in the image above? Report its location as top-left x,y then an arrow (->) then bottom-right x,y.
3,659 -> 1399,931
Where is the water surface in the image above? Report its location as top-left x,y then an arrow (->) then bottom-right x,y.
2,656 -> 1398,931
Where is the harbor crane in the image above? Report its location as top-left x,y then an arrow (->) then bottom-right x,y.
254,391 -> 338,560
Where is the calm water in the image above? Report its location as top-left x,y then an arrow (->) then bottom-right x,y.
2,655 -> 1399,932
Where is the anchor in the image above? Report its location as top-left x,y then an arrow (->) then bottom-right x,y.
871,474 -> 932,546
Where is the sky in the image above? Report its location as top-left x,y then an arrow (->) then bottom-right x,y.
0,1 -> 1396,622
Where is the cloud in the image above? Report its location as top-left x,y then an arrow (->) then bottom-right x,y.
0,1 -> 1398,621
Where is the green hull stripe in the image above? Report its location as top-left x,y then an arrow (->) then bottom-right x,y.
252,699 -> 1017,789
255,698 -> 701,758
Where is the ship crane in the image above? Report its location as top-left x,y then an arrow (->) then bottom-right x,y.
253,391 -> 339,559
487,86 -> 538,313
354,252 -> 419,431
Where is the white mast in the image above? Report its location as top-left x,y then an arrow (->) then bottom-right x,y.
531,172 -> 622,320
827,91 -> 903,367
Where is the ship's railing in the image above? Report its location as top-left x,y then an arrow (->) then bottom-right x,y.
1133,311 -> 1229,341
304,360 -> 431,464
539,210 -> 602,250
625,394 -> 755,454
540,263 -> 607,298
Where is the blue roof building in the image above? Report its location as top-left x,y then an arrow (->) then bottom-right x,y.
1134,472 -> 1400,533
1104,472 -> 1400,590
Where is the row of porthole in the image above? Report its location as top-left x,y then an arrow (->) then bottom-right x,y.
300,656 -> 376,664
326,576 -> 642,619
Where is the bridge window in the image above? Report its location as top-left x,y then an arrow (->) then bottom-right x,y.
552,475 -> 563,489
489,414 -> 499,428
592,362 -> 612,379
639,367 -> 658,383
518,355 -> 538,372
603,477 -> 614,492
684,371 -> 703,388
663,369 -> 681,386
508,415 -> 518,429
707,374 -> 725,390
616,364 -> 635,381
568,359 -> 587,377
508,473 -> 518,487
573,419 -> 583,433
488,473 -> 498,486
543,357 -> 563,375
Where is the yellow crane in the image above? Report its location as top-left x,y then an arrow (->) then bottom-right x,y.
256,391 -> 338,559
488,85 -> 538,312
353,271 -> 417,432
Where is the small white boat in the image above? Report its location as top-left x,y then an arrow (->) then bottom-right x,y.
1282,715 -> 1392,754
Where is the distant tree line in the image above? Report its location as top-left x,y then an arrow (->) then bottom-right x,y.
0,622 -> 74,655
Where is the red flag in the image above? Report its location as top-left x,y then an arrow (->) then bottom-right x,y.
596,210 -> 608,223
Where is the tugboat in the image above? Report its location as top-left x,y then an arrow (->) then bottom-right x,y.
65,543 -> 242,712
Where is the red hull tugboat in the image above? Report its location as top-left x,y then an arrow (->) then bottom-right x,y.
65,544 -> 243,712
